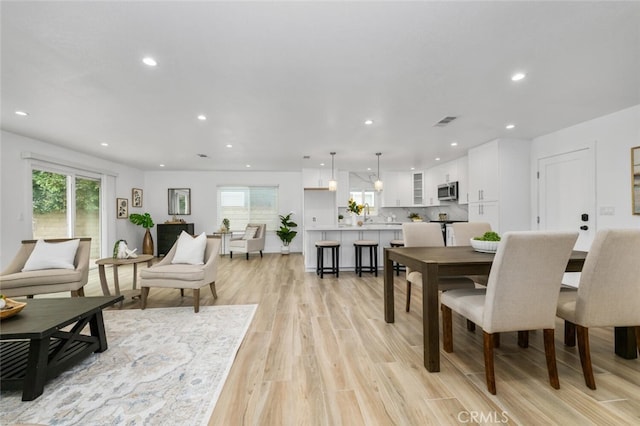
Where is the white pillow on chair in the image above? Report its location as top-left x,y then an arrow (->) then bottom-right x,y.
22,239 -> 80,271
172,231 -> 207,265
243,226 -> 259,240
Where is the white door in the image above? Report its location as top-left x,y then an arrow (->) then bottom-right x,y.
538,147 -> 595,251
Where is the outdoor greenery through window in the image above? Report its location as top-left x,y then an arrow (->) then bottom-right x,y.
217,186 -> 279,231
349,190 -> 377,216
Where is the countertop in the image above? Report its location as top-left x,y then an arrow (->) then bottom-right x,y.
306,224 -> 404,231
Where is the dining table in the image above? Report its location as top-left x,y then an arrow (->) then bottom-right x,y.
382,245 -> 634,372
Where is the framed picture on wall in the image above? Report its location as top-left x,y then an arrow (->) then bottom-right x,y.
117,198 -> 128,219
132,188 -> 143,207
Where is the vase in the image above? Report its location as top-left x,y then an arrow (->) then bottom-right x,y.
351,214 -> 359,227
281,245 -> 290,255
143,228 -> 154,255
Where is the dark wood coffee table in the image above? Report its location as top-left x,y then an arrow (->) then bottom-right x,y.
0,296 -> 123,401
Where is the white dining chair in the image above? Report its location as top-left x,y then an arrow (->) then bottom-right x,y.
402,222 -> 475,312
441,231 -> 578,394
556,228 -> 640,390
451,222 -> 493,287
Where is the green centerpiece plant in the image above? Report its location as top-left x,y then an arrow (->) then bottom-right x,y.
129,212 -> 155,255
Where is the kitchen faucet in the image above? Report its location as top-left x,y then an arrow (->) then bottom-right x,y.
363,203 -> 371,222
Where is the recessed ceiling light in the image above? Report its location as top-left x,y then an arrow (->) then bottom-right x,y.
511,72 -> 526,81
435,157 -> 441,161
450,142 -> 458,147
364,119 -> 373,125
225,144 -> 233,148
367,167 -> 372,171
197,115 -> 207,121
320,163 -> 325,167
505,124 -> 516,129
15,110 -> 28,116
159,164 -> 165,167
100,142 -> 109,147
410,167 -> 415,171
142,57 -> 157,67
245,164 -> 251,168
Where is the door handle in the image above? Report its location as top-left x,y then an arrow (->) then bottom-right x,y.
580,225 -> 589,231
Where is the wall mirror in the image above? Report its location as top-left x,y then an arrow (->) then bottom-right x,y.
633,146 -> 640,215
168,188 -> 191,215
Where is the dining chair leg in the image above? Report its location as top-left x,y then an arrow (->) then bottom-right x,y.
564,320 -> 576,346
483,332 -> 497,395
180,288 -> 185,297
543,329 -> 560,389
193,288 -> 200,313
494,333 -> 500,348
442,305 -> 453,352
405,281 -> 412,312
518,331 -> 529,348
636,326 -> 640,356
141,287 -> 149,310
209,282 -> 218,299
576,325 -> 596,390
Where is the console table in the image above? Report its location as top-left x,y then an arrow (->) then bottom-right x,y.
157,223 -> 194,256
0,296 -> 123,400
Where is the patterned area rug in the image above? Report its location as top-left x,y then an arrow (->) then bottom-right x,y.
1,304 -> 257,425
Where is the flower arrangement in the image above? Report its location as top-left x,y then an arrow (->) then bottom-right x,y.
408,212 -> 423,221
347,198 -> 363,215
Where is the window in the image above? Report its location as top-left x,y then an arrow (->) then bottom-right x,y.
349,190 -> 377,215
217,186 -> 278,231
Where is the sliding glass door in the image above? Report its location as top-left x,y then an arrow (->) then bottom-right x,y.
32,169 -> 101,259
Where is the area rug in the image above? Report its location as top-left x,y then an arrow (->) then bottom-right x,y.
1,304 -> 257,425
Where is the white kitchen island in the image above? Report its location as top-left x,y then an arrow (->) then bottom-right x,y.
304,224 -> 404,272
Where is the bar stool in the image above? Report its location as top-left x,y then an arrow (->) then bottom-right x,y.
315,240 -> 340,278
390,239 -> 405,276
354,240 -> 378,277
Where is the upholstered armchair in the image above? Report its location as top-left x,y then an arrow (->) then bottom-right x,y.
139,234 -> 221,313
0,238 -> 91,298
229,224 -> 266,260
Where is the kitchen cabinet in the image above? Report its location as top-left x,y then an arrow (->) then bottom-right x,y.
412,172 -> 424,205
381,172 -> 412,207
336,170 -> 350,206
467,139 -> 530,233
456,156 -> 469,205
423,168 -> 440,207
302,168 -> 333,189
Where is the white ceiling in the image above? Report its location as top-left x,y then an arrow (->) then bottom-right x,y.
2,1 -> 639,173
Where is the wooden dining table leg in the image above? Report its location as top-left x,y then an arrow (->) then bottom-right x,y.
384,248 -> 395,323
422,261 -> 440,372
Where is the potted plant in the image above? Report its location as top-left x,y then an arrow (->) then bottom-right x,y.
338,214 -> 344,224
408,212 -> 423,222
129,212 -> 155,255
222,218 -> 230,232
276,213 -> 298,254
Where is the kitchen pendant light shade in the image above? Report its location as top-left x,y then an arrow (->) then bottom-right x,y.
375,152 -> 383,192
329,152 -> 337,192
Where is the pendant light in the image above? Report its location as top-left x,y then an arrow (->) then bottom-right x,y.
374,152 -> 383,192
328,152 -> 337,191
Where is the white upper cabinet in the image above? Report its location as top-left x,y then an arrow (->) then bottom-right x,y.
467,139 -> 531,234
381,172 -> 413,207
412,172 -> 424,206
336,170 -> 350,206
456,156 -> 469,205
423,167 -> 441,206
302,168 -> 333,189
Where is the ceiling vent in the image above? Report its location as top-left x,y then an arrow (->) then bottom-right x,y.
433,116 -> 458,127
196,153 -> 209,158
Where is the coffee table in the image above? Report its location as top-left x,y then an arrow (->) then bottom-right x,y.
0,296 -> 123,401
96,254 -> 154,301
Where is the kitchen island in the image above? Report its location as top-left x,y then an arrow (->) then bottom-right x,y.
305,224 -> 403,272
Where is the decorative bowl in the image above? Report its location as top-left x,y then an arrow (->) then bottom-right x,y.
0,298 -> 27,320
470,238 -> 500,253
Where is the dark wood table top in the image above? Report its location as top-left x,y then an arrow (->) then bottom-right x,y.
0,296 -> 123,339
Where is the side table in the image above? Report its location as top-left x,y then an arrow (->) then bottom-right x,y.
95,255 -> 154,302
212,231 -> 232,255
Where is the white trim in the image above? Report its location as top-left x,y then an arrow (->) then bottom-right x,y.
21,151 -> 118,177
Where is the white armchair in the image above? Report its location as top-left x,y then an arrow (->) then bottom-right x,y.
229,224 -> 266,260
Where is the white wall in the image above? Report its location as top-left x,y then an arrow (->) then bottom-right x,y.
0,130 -> 145,269
143,170 -> 303,254
530,104 -> 640,237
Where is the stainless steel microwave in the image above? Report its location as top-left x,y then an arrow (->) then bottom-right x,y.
437,182 -> 458,201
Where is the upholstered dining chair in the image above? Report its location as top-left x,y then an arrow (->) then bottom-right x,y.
402,222 -> 475,312
556,228 -> 640,390
139,234 -> 221,313
451,222 -> 493,286
0,238 -> 91,298
441,231 -> 578,394
229,223 -> 266,260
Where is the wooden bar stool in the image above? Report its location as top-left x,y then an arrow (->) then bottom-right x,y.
354,240 -> 378,277
315,240 -> 340,278
389,239 -> 405,276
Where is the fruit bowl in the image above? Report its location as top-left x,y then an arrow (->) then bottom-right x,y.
0,298 -> 27,320
470,238 -> 500,253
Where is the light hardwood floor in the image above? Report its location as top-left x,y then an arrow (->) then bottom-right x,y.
79,253 -> 639,425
